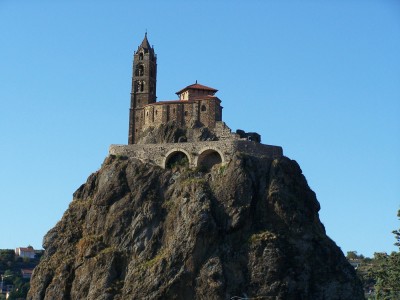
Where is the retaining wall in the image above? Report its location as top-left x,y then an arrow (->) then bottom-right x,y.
109,140 -> 283,169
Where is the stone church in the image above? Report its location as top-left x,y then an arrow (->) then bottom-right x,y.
128,33 -> 223,145
110,34 -> 282,169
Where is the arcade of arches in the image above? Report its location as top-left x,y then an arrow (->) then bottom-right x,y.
164,149 -> 223,170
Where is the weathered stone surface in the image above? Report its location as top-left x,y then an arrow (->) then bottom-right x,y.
28,154 -> 364,299
137,121 -> 217,144
111,121 -> 283,170
109,139 -> 283,169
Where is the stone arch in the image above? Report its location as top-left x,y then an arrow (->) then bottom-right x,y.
196,148 -> 224,170
164,149 -> 191,169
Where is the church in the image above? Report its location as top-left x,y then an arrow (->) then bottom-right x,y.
109,34 -> 282,170
128,33 -> 223,144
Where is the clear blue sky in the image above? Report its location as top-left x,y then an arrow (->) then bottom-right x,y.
0,1 -> 399,258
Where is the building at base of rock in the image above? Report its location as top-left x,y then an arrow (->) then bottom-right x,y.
112,34 -> 283,169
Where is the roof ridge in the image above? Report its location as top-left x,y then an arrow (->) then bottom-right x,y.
176,82 -> 218,95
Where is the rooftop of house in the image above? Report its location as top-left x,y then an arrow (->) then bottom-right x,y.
17,247 -> 35,252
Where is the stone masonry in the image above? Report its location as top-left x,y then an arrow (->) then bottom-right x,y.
109,140 -> 283,169
110,34 -> 283,169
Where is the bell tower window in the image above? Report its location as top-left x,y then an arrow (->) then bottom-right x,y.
135,81 -> 145,92
135,65 -> 144,76
139,52 -> 144,60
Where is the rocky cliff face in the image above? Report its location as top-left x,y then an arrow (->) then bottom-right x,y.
28,154 -> 364,299
137,121 -> 218,144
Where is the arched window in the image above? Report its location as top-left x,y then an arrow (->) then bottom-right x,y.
137,81 -> 144,92
138,52 -> 144,60
135,65 -> 144,76
201,105 -> 207,112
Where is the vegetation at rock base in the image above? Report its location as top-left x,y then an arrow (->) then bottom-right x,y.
0,249 -> 42,300
347,209 -> 400,299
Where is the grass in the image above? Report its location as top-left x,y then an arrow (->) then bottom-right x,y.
142,251 -> 165,269
163,198 -> 176,211
217,164 -> 227,174
71,197 -> 92,208
99,246 -> 118,256
249,231 -> 277,244
134,249 -> 166,273
169,156 -> 189,169
182,177 -> 206,186
76,235 -> 103,256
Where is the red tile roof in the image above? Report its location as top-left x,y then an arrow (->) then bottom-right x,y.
18,247 -> 35,252
191,95 -> 220,101
144,96 -> 221,107
176,83 -> 218,95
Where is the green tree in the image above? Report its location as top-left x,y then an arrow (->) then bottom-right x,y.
347,251 -> 364,260
0,250 -> 14,262
370,209 -> 400,299
393,210 -> 400,248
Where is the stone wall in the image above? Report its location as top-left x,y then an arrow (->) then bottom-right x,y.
138,98 -> 222,133
109,140 -> 283,169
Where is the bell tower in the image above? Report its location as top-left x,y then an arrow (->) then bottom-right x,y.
128,33 -> 157,144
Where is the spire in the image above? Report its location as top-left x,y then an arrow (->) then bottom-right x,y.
140,32 -> 151,50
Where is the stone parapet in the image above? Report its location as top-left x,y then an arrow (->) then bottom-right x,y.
109,140 -> 283,169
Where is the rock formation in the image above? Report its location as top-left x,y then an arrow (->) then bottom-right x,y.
137,121 -> 218,144
28,153 -> 364,299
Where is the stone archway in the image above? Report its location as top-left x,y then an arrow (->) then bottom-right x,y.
164,149 -> 191,169
197,148 -> 224,170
